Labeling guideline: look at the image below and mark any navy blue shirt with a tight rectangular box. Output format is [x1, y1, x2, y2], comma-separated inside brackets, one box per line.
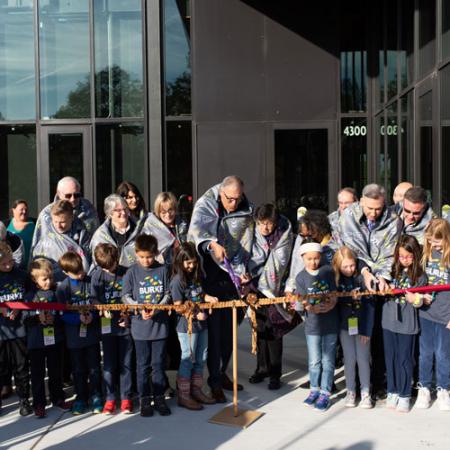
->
[23, 288, 64, 349]
[420, 250, 450, 325]
[295, 265, 339, 336]
[170, 273, 208, 333]
[337, 274, 375, 337]
[90, 266, 129, 337]
[0, 268, 28, 341]
[56, 276, 100, 349]
[122, 263, 170, 341]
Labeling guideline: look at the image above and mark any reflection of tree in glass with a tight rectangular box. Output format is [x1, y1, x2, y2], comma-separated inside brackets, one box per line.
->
[166, 71, 191, 116]
[53, 65, 143, 118]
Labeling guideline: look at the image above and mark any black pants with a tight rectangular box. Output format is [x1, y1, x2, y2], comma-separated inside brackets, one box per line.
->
[370, 299, 386, 393]
[29, 343, 65, 407]
[255, 308, 283, 381]
[70, 344, 102, 402]
[0, 337, 29, 400]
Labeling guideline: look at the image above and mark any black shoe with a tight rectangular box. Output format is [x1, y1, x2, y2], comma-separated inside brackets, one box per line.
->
[373, 389, 387, 401]
[140, 396, 153, 417]
[19, 399, 33, 417]
[222, 373, 243, 391]
[249, 372, 268, 384]
[1, 385, 12, 399]
[268, 379, 281, 390]
[211, 387, 227, 404]
[153, 396, 171, 416]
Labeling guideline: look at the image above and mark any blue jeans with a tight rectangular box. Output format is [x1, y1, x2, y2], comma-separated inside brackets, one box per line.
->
[102, 334, 133, 401]
[134, 339, 167, 397]
[177, 329, 208, 378]
[419, 317, 450, 389]
[305, 333, 337, 394]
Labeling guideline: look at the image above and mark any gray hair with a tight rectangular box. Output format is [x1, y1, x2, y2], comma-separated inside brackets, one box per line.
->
[104, 194, 128, 218]
[362, 183, 385, 200]
[57, 176, 81, 192]
[0, 221, 6, 241]
[220, 175, 244, 190]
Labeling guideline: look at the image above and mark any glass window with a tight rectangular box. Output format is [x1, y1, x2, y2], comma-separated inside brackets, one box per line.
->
[341, 118, 367, 195]
[401, 92, 414, 182]
[0, 1, 35, 120]
[164, 0, 191, 116]
[400, 0, 414, 89]
[165, 120, 192, 198]
[443, 0, 450, 59]
[419, 90, 433, 194]
[95, 123, 145, 212]
[0, 125, 37, 220]
[94, 0, 144, 118]
[386, 102, 399, 199]
[275, 129, 328, 225]
[39, 0, 90, 119]
[375, 114, 386, 188]
[386, 3, 397, 100]
[340, 0, 367, 113]
[419, 0, 436, 77]
[441, 64, 450, 204]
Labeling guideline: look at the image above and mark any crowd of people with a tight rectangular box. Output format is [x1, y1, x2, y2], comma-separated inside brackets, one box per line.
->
[0, 175, 449, 420]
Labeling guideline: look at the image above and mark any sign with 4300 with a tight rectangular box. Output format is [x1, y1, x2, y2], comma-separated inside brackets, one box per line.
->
[343, 124, 405, 137]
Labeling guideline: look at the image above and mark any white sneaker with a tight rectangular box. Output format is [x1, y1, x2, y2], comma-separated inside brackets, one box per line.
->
[344, 391, 356, 408]
[415, 386, 431, 409]
[385, 392, 399, 409]
[436, 387, 450, 411]
[396, 397, 410, 413]
[359, 392, 373, 409]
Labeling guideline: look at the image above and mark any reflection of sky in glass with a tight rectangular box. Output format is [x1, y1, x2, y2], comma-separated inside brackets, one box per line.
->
[164, 0, 190, 84]
[39, 0, 90, 118]
[0, 4, 35, 120]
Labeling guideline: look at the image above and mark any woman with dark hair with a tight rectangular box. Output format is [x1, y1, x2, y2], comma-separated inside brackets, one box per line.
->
[116, 181, 146, 223]
[7, 199, 35, 264]
[247, 203, 294, 389]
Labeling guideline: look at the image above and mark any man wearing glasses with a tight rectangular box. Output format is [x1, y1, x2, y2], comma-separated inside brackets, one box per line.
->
[188, 176, 254, 403]
[400, 186, 436, 245]
[31, 177, 99, 258]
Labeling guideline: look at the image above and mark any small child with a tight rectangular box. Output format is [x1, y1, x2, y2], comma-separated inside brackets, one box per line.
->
[170, 242, 217, 410]
[0, 242, 32, 416]
[416, 219, 450, 411]
[294, 240, 339, 412]
[56, 251, 102, 415]
[382, 235, 426, 412]
[90, 243, 133, 415]
[122, 234, 172, 417]
[332, 247, 375, 409]
[24, 259, 70, 418]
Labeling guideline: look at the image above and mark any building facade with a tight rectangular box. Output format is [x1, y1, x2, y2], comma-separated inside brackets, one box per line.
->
[0, 0, 449, 224]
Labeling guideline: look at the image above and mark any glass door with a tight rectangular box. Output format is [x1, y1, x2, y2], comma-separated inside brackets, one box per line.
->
[39, 126, 93, 208]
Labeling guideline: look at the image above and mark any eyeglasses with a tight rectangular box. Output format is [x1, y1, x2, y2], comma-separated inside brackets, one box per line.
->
[403, 207, 423, 217]
[222, 191, 241, 203]
[112, 208, 127, 214]
[63, 192, 82, 199]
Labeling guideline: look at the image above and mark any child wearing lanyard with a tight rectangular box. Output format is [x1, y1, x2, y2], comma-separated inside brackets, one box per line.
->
[332, 246, 375, 409]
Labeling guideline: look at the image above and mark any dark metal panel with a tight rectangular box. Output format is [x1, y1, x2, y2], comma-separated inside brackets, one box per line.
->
[195, 122, 267, 206]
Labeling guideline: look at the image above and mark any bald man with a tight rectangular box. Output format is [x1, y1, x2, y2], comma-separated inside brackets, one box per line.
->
[393, 182, 413, 205]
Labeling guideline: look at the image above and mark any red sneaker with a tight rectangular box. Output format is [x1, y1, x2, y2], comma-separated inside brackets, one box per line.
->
[102, 400, 116, 415]
[120, 399, 133, 414]
[34, 405, 46, 418]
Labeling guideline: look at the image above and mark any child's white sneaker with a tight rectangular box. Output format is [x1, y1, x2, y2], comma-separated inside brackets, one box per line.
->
[344, 391, 356, 408]
[396, 397, 410, 413]
[415, 386, 431, 409]
[436, 387, 450, 411]
[359, 392, 373, 409]
[385, 392, 399, 409]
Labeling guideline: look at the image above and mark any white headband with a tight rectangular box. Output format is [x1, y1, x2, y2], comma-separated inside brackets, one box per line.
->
[299, 242, 322, 255]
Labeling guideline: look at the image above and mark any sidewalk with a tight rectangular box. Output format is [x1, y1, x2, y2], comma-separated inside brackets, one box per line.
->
[0, 322, 448, 450]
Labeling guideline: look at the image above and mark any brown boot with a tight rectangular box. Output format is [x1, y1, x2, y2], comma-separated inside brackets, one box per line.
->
[191, 374, 216, 405]
[177, 377, 203, 410]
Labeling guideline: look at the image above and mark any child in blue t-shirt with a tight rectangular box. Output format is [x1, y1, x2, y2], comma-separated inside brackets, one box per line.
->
[24, 258, 70, 418]
[122, 234, 171, 417]
[56, 251, 102, 415]
[91, 243, 133, 415]
[294, 240, 339, 412]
